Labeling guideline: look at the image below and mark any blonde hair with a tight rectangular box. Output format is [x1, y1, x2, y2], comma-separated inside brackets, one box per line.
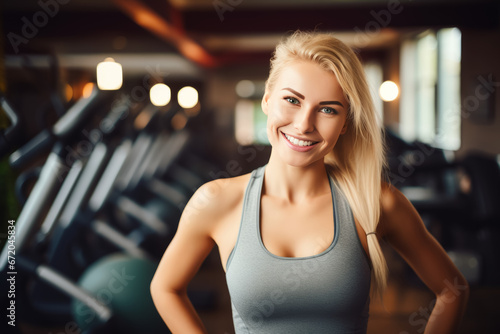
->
[266, 30, 388, 296]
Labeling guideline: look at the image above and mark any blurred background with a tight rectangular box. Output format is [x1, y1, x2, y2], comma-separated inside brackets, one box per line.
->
[1, 0, 500, 333]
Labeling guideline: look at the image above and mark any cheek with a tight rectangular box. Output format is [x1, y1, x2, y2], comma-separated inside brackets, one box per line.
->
[267, 103, 289, 127]
[318, 121, 346, 141]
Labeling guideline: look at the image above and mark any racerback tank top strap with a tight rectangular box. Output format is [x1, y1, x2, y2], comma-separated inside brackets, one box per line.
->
[226, 165, 371, 334]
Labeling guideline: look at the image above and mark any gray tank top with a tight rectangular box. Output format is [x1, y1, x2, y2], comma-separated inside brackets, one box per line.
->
[226, 166, 371, 334]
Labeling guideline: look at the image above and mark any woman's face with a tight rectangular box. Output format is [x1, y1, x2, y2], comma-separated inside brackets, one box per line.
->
[262, 60, 348, 168]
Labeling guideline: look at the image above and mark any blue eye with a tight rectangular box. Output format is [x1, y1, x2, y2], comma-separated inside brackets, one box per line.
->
[285, 97, 299, 105]
[320, 107, 338, 115]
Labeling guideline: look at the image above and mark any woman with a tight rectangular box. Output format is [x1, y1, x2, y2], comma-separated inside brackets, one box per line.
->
[150, 31, 469, 333]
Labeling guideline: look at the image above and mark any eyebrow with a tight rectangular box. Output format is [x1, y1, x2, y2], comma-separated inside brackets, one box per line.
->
[282, 87, 344, 108]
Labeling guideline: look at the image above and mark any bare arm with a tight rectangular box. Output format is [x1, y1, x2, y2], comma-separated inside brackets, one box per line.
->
[379, 183, 469, 334]
[150, 182, 220, 334]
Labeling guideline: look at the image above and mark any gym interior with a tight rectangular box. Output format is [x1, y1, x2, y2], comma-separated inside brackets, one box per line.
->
[1, 0, 500, 333]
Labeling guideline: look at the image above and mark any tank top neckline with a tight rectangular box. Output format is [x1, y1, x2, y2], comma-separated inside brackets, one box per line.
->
[254, 165, 340, 261]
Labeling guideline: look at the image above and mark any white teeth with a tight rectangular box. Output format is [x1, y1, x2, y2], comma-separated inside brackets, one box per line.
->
[284, 133, 314, 147]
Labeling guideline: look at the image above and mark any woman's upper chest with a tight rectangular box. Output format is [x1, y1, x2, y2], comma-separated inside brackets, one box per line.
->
[259, 193, 335, 258]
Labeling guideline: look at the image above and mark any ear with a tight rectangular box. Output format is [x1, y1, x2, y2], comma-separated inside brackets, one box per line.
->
[261, 92, 270, 116]
[340, 120, 348, 135]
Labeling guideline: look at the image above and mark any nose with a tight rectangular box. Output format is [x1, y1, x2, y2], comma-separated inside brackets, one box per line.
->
[294, 107, 315, 134]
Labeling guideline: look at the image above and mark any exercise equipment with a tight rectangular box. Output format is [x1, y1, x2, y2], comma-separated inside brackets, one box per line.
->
[1, 71, 220, 333]
[72, 254, 166, 333]
[0, 97, 23, 158]
[0, 87, 112, 272]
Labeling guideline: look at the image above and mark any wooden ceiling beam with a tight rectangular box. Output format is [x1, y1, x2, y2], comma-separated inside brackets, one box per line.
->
[111, 0, 218, 67]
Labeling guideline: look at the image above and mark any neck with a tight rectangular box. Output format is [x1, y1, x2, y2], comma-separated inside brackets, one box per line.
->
[264, 152, 331, 203]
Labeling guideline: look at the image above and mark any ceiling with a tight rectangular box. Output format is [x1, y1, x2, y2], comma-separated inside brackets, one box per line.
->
[3, 0, 499, 73]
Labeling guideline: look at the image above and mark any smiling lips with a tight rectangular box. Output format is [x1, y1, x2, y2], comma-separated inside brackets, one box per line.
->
[283, 133, 315, 146]
[282, 132, 318, 151]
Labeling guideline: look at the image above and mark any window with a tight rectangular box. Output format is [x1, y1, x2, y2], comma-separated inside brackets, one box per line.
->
[399, 28, 462, 150]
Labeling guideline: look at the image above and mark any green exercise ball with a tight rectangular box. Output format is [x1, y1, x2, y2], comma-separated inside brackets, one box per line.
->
[71, 253, 167, 333]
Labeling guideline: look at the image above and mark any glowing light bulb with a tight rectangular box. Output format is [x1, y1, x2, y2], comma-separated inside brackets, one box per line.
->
[82, 82, 95, 98]
[150, 83, 171, 106]
[379, 81, 399, 102]
[178, 86, 198, 109]
[96, 57, 123, 90]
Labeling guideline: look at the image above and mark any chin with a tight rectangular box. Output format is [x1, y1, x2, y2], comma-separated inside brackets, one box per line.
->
[276, 153, 323, 169]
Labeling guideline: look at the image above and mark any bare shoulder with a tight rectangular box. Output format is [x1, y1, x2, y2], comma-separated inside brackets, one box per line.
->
[377, 182, 426, 240]
[177, 172, 252, 236]
[380, 181, 402, 211]
[378, 180, 420, 240]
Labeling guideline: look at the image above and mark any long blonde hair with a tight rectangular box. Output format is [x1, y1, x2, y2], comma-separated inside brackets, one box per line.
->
[265, 30, 388, 296]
